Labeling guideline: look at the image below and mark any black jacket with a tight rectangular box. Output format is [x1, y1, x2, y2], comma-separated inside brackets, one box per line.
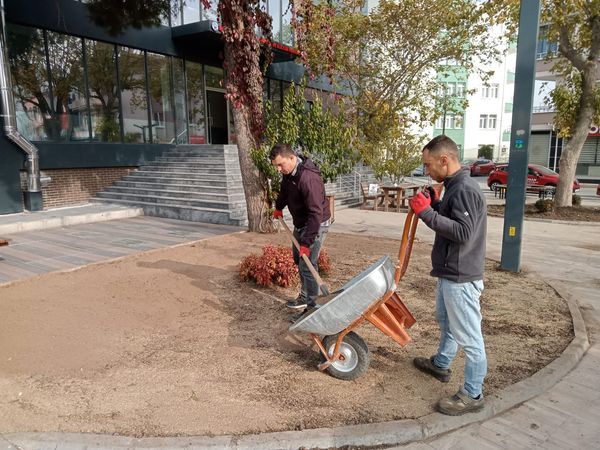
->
[275, 157, 331, 246]
[419, 168, 487, 282]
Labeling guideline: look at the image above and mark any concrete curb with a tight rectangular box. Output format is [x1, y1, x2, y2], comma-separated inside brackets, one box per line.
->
[1, 282, 589, 450]
[0, 206, 143, 235]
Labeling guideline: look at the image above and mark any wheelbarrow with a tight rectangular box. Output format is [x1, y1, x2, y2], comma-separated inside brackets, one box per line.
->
[289, 209, 419, 380]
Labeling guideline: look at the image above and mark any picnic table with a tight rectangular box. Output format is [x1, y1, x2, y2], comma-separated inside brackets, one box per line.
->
[494, 184, 556, 200]
[380, 184, 421, 212]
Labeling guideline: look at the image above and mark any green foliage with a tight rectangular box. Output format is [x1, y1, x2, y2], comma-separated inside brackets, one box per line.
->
[239, 245, 331, 288]
[572, 194, 582, 206]
[478, 145, 494, 160]
[535, 199, 555, 213]
[541, 1, 600, 138]
[253, 83, 358, 202]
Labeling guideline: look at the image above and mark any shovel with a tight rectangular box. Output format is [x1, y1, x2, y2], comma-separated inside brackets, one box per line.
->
[277, 217, 330, 296]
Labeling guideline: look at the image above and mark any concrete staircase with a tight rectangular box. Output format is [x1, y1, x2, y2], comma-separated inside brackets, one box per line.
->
[93, 145, 248, 226]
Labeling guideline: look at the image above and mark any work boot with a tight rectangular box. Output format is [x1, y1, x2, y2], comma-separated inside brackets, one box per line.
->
[438, 389, 485, 416]
[286, 295, 308, 310]
[289, 304, 320, 323]
[413, 356, 451, 382]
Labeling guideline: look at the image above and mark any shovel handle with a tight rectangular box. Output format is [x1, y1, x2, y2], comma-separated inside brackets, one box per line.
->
[278, 217, 330, 296]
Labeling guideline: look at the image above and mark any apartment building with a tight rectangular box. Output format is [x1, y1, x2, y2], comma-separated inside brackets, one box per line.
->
[530, 27, 600, 178]
[433, 30, 516, 163]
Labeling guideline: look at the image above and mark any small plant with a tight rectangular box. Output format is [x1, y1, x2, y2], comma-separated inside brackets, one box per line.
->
[240, 245, 331, 288]
[572, 194, 582, 206]
[535, 199, 555, 213]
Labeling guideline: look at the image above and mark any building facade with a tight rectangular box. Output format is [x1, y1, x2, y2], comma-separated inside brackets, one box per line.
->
[0, 0, 332, 215]
[530, 26, 600, 178]
[432, 31, 517, 163]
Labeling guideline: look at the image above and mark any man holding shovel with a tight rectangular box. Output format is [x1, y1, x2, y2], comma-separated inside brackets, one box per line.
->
[408, 135, 488, 416]
[270, 143, 331, 319]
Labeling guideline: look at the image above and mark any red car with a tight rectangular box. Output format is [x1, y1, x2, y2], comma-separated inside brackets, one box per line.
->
[469, 159, 496, 176]
[487, 164, 581, 192]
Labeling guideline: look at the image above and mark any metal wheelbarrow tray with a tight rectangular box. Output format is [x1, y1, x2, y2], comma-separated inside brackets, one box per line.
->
[288, 210, 419, 380]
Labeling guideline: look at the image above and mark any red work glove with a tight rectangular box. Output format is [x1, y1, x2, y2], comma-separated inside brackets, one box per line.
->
[409, 191, 431, 215]
[299, 245, 311, 258]
[273, 209, 283, 219]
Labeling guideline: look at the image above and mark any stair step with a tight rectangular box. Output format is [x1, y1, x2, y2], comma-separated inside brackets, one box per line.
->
[155, 157, 225, 164]
[115, 180, 228, 193]
[131, 170, 236, 181]
[95, 191, 246, 210]
[140, 164, 227, 173]
[92, 198, 247, 226]
[121, 175, 229, 187]
[104, 186, 244, 202]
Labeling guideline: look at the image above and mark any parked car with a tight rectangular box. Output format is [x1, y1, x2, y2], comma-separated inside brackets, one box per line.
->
[469, 159, 496, 176]
[487, 164, 581, 192]
[597, 184, 600, 196]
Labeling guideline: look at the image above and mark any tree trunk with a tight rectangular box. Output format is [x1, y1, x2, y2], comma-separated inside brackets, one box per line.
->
[224, 49, 269, 232]
[555, 67, 597, 207]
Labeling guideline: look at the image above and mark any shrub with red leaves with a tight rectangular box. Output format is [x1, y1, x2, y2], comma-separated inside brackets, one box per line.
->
[240, 245, 331, 288]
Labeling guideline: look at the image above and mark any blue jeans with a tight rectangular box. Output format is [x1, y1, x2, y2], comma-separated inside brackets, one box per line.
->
[433, 278, 487, 398]
[292, 225, 328, 306]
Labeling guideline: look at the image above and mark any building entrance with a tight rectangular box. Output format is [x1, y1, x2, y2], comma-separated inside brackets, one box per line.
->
[206, 89, 228, 144]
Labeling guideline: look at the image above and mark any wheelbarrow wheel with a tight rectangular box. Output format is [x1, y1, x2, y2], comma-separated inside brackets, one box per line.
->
[322, 332, 370, 381]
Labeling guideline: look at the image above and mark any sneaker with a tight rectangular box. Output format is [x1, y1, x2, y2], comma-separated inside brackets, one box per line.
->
[438, 389, 484, 416]
[286, 295, 308, 310]
[413, 356, 451, 382]
[289, 304, 320, 323]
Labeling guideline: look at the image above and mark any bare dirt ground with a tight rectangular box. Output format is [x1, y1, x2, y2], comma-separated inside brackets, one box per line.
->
[488, 204, 600, 222]
[0, 231, 573, 437]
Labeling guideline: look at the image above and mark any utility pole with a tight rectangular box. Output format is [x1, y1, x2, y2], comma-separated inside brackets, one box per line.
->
[500, 0, 541, 272]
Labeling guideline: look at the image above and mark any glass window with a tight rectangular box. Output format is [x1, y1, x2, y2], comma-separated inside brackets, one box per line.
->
[479, 114, 487, 128]
[117, 46, 149, 143]
[488, 114, 497, 129]
[270, 78, 282, 112]
[86, 40, 121, 142]
[203, 0, 218, 21]
[147, 52, 175, 143]
[172, 57, 187, 144]
[456, 82, 466, 97]
[482, 83, 499, 98]
[45, 31, 89, 141]
[7, 24, 51, 141]
[186, 61, 206, 144]
[269, 0, 282, 43]
[281, 0, 294, 46]
[205, 65, 224, 89]
[171, 0, 182, 26]
[183, 0, 201, 24]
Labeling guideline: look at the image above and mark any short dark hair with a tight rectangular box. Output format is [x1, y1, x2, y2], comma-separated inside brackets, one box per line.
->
[269, 143, 295, 161]
[423, 135, 459, 159]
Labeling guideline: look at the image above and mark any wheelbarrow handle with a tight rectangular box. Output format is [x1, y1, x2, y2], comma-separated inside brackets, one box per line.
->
[277, 217, 330, 296]
[395, 209, 419, 284]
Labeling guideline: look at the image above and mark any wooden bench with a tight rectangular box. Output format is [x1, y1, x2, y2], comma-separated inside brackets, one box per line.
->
[494, 184, 507, 199]
[360, 183, 385, 210]
[528, 185, 556, 199]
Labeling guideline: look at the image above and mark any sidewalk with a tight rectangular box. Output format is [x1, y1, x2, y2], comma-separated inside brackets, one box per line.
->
[0, 205, 599, 449]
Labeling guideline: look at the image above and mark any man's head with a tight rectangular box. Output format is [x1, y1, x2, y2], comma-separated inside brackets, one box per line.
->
[422, 135, 462, 182]
[270, 143, 298, 175]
